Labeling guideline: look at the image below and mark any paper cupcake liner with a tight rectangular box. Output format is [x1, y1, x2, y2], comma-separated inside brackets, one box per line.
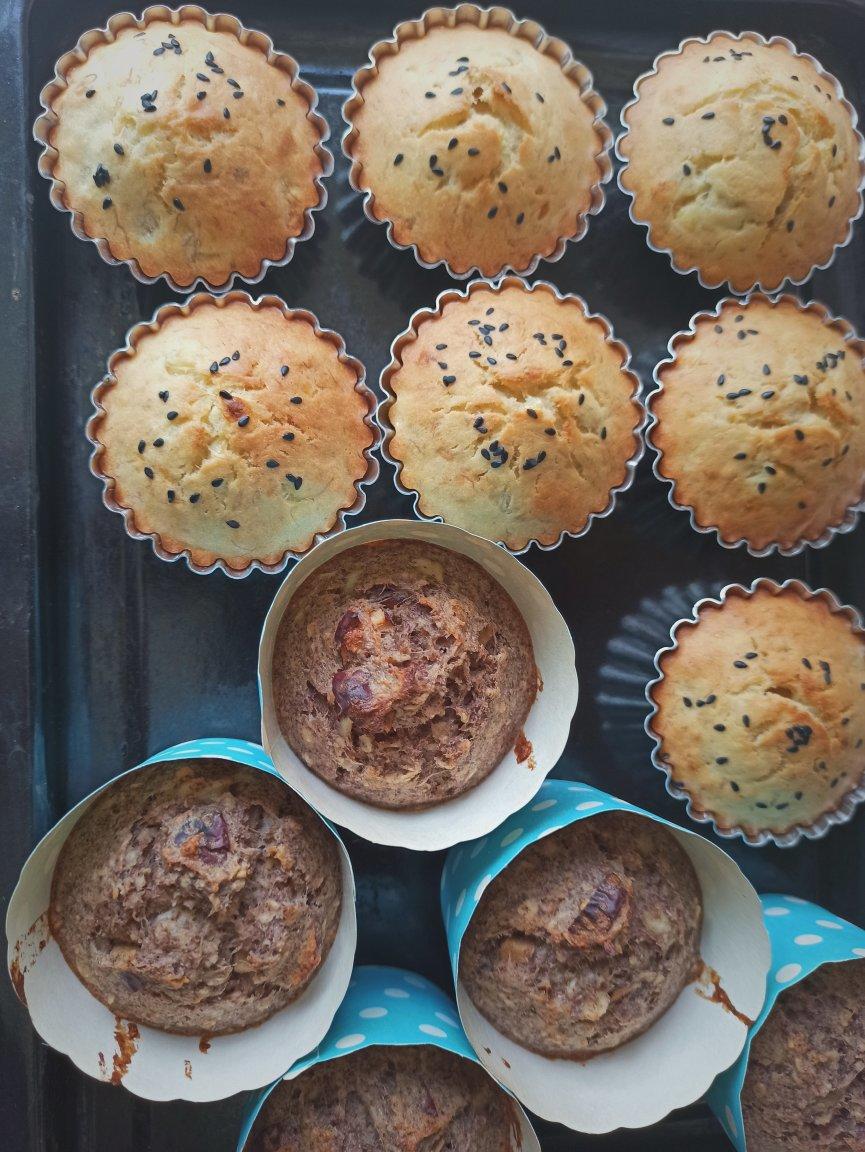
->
[707, 894, 865, 1151]
[33, 5, 334, 295]
[615, 30, 865, 295]
[647, 293, 865, 557]
[646, 578, 865, 849]
[237, 965, 540, 1151]
[86, 291, 381, 579]
[341, 4, 613, 281]
[441, 778, 769, 1133]
[5, 738, 357, 1102]
[258, 518, 578, 850]
[377, 276, 646, 555]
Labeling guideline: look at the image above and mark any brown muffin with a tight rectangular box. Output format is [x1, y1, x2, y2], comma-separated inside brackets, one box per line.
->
[49, 759, 342, 1035]
[90, 295, 375, 574]
[651, 296, 865, 553]
[272, 539, 537, 809]
[345, 19, 608, 277]
[619, 33, 863, 293]
[741, 960, 865, 1151]
[459, 811, 703, 1058]
[383, 281, 643, 550]
[247, 1045, 516, 1152]
[43, 15, 327, 287]
[649, 583, 865, 840]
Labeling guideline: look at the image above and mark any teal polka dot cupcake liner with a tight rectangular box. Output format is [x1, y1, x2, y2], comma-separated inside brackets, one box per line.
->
[440, 778, 769, 1133]
[236, 965, 541, 1150]
[5, 738, 357, 1102]
[707, 893, 865, 1150]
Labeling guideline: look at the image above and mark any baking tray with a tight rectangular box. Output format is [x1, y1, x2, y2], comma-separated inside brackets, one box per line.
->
[2, 0, 865, 1148]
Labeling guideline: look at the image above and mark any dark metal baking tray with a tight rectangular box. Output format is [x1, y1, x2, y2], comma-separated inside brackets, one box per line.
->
[2, 0, 865, 1148]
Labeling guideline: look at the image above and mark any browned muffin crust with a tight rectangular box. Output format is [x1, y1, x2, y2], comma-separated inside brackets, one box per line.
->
[652, 296, 865, 553]
[93, 297, 374, 573]
[50, 760, 342, 1035]
[741, 960, 865, 1152]
[272, 540, 537, 810]
[48, 18, 326, 287]
[347, 22, 606, 277]
[248, 1044, 516, 1152]
[649, 584, 865, 839]
[619, 34, 862, 293]
[460, 811, 703, 1058]
[385, 282, 642, 550]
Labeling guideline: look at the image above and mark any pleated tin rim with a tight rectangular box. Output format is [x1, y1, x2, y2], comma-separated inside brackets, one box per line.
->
[377, 275, 646, 555]
[615, 30, 865, 295]
[647, 292, 865, 557]
[645, 577, 865, 848]
[33, 4, 334, 295]
[86, 290, 381, 578]
[341, 4, 613, 280]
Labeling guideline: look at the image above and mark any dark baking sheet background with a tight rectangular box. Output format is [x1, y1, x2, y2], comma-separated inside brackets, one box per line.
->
[2, 0, 865, 1148]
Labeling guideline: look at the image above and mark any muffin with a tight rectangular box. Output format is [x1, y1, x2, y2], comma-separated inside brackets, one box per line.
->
[344, 14, 610, 277]
[459, 810, 703, 1058]
[247, 1045, 516, 1151]
[49, 759, 342, 1035]
[89, 294, 376, 574]
[648, 582, 865, 841]
[381, 280, 643, 550]
[618, 32, 864, 292]
[39, 12, 329, 288]
[651, 295, 865, 554]
[741, 960, 865, 1151]
[272, 539, 537, 809]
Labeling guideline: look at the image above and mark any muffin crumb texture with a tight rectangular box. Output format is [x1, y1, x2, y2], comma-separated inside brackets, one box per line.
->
[652, 296, 865, 552]
[48, 19, 325, 286]
[95, 298, 373, 572]
[387, 283, 642, 550]
[49, 759, 342, 1034]
[651, 585, 865, 838]
[741, 960, 865, 1152]
[620, 35, 862, 291]
[272, 540, 537, 809]
[460, 810, 703, 1057]
[350, 24, 606, 275]
[249, 1044, 515, 1151]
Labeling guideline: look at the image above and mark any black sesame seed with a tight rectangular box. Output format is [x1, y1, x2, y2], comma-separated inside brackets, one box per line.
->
[498, 182, 508, 194]
[762, 364, 771, 375]
[662, 116, 675, 125]
[716, 756, 729, 765]
[443, 375, 456, 386]
[219, 390, 232, 400]
[223, 108, 230, 119]
[232, 350, 239, 361]
[212, 478, 223, 487]
[85, 88, 95, 98]
[758, 482, 767, 494]
[734, 660, 748, 669]
[277, 98, 285, 107]
[717, 374, 726, 386]
[742, 715, 750, 727]
[516, 212, 525, 225]
[702, 111, 715, 120]
[545, 427, 556, 436]
[137, 440, 145, 454]
[468, 147, 479, 157]
[282, 432, 295, 442]
[159, 390, 168, 402]
[210, 361, 219, 373]
[734, 452, 747, 460]
[714, 723, 726, 732]
[450, 89, 463, 97]
[226, 519, 240, 529]
[93, 164, 110, 188]
[683, 696, 693, 708]
[173, 197, 185, 211]
[526, 409, 537, 419]
[448, 138, 458, 150]
[153, 437, 164, 448]
[219, 356, 230, 366]
[189, 493, 200, 504]
[683, 163, 691, 175]
[829, 195, 836, 207]
[600, 426, 607, 440]
[144, 466, 154, 479]
[167, 411, 178, 421]
[795, 429, 805, 441]
[266, 459, 279, 469]
[203, 158, 212, 173]
[535, 92, 545, 103]
[786, 220, 795, 232]
[715, 325, 723, 334]
[762, 390, 775, 399]
[238, 415, 250, 427]
[425, 91, 435, 99]
[730, 781, 740, 792]
[197, 91, 207, 100]
[102, 197, 112, 209]
[487, 206, 498, 219]
[113, 143, 124, 156]
[290, 396, 303, 405]
[167, 490, 175, 503]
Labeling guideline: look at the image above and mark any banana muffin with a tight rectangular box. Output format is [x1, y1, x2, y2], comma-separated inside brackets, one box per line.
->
[345, 19, 608, 276]
[272, 539, 537, 809]
[247, 1045, 516, 1151]
[383, 281, 642, 550]
[649, 583, 865, 840]
[50, 759, 342, 1034]
[459, 810, 703, 1058]
[43, 15, 327, 287]
[741, 960, 865, 1151]
[651, 295, 865, 553]
[90, 295, 374, 574]
[619, 33, 863, 292]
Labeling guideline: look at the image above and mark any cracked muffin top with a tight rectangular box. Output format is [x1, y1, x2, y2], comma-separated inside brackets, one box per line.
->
[383, 281, 643, 550]
[49, 759, 342, 1035]
[741, 960, 865, 1152]
[459, 810, 703, 1058]
[272, 539, 537, 809]
[46, 17, 327, 287]
[346, 22, 608, 276]
[651, 295, 865, 553]
[247, 1044, 517, 1152]
[91, 296, 374, 573]
[619, 33, 863, 292]
[649, 583, 865, 840]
